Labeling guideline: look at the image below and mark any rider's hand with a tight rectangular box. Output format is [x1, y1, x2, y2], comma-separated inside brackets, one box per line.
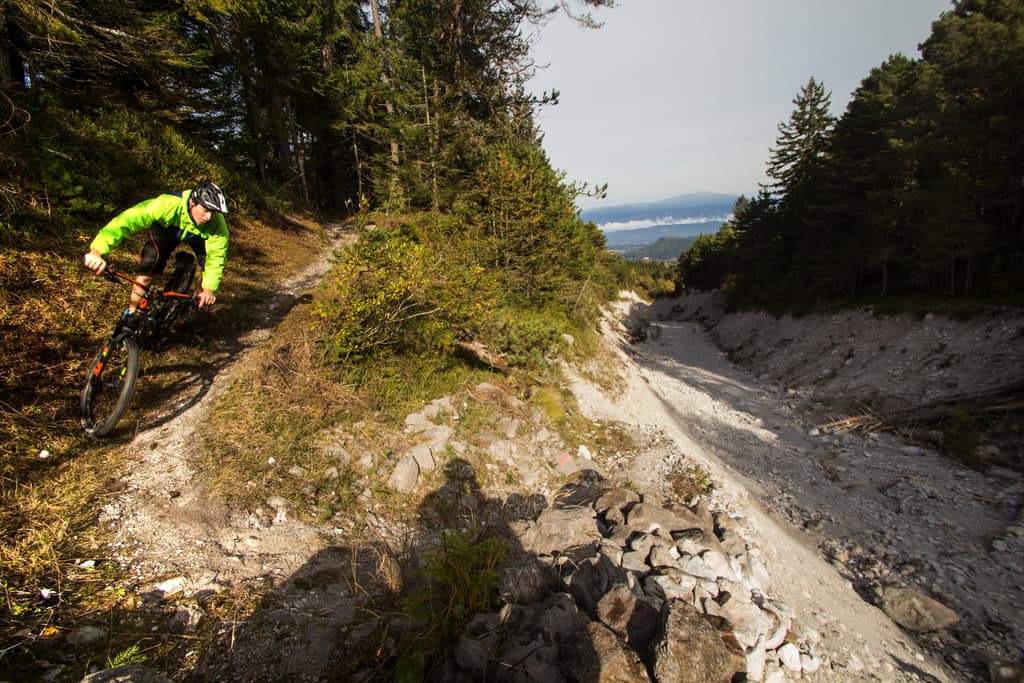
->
[83, 250, 107, 275]
[197, 289, 216, 308]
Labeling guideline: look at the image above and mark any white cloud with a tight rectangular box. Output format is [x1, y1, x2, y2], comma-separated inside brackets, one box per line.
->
[597, 215, 731, 232]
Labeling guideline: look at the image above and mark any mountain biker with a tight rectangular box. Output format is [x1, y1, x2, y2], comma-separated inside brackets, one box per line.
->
[82, 181, 230, 326]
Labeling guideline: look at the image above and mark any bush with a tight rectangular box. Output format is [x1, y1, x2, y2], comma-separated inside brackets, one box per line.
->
[315, 218, 495, 364]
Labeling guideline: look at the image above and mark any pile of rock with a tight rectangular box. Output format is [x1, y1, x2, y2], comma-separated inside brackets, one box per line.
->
[436, 478, 825, 682]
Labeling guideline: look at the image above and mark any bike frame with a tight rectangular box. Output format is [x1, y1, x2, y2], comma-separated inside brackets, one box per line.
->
[100, 267, 194, 342]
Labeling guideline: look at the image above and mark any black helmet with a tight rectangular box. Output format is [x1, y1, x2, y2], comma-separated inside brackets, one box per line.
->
[191, 180, 229, 214]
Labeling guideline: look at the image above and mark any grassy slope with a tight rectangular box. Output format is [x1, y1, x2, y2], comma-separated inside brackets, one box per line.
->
[0, 208, 328, 677]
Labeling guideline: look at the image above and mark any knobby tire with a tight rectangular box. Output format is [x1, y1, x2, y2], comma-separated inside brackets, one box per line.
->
[80, 334, 140, 437]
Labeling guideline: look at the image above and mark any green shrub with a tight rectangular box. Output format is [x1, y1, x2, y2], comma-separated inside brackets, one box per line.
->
[315, 221, 494, 364]
[482, 305, 565, 370]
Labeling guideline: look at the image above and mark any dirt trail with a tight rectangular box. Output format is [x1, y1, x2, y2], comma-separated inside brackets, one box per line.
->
[565, 298, 956, 682]
[622, 293, 1024, 682]
[100, 224, 355, 600]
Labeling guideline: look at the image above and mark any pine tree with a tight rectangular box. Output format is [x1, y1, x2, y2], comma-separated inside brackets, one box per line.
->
[763, 77, 835, 205]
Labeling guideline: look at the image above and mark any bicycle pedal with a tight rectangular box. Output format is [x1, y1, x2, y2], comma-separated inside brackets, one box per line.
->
[120, 310, 142, 331]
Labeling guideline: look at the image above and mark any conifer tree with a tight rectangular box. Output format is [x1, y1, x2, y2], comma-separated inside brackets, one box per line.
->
[764, 77, 835, 205]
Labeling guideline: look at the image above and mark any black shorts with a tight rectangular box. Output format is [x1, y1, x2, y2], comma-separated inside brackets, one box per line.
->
[136, 223, 207, 277]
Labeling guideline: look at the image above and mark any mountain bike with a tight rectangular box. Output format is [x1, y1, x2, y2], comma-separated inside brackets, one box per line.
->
[80, 252, 198, 437]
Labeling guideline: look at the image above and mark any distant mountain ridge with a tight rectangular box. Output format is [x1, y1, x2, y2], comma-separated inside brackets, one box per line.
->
[582, 193, 737, 256]
[583, 192, 736, 227]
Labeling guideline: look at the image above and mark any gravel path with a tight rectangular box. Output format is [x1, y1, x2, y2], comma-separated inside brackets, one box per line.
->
[599, 293, 1024, 682]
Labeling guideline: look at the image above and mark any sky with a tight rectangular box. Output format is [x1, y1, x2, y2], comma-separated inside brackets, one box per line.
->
[526, 0, 953, 209]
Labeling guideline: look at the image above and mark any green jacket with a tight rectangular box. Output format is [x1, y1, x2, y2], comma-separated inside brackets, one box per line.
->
[90, 192, 229, 291]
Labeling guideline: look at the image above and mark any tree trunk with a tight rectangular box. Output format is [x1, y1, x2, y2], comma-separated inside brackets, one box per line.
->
[286, 97, 310, 204]
[422, 66, 439, 210]
[369, 0, 399, 165]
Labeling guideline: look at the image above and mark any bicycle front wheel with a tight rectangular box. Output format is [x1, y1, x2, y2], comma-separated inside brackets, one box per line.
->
[80, 334, 140, 437]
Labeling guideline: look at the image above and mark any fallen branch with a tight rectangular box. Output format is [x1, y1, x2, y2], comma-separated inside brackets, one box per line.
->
[456, 339, 509, 372]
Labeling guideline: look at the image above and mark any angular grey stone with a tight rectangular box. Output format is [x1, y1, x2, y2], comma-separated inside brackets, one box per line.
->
[649, 600, 744, 683]
[594, 488, 641, 515]
[777, 642, 802, 672]
[387, 454, 419, 493]
[559, 621, 652, 682]
[649, 543, 679, 568]
[596, 583, 661, 651]
[646, 573, 693, 601]
[676, 554, 719, 581]
[629, 532, 658, 556]
[622, 549, 650, 573]
[746, 636, 767, 683]
[627, 502, 705, 536]
[538, 593, 589, 643]
[520, 507, 601, 555]
[604, 505, 626, 527]
[699, 550, 736, 581]
[564, 553, 625, 614]
[498, 557, 554, 604]
[408, 443, 436, 473]
[716, 598, 772, 650]
[880, 586, 959, 633]
[453, 636, 488, 677]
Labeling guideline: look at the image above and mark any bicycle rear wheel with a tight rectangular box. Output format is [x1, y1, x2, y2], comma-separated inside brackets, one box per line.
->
[80, 334, 140, 437]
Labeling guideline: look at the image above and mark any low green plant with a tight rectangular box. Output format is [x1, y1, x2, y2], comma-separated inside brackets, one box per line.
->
[397, 530, 506, 675]
[107, 643, 147, 668]
[668, 465, 714, 502]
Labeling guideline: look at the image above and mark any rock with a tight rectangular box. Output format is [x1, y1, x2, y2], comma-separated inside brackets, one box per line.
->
[880, 586, 959, 633]
[800, 652, 821, 674]
[676, 554, 719, 581]
[595, 488, 642, 515]
[397, 421, 832, 683]
[404, 412, 434, 432]
[387, 454, 419, 493]
[565, 552, 625, 613]
[520, 506, 601, 555]
[645, 571, 696, 601]
[746, 636, 767, 682]
[777, 642, 802, 672]
[627, 502, 706, 536]
[562, 621, 652, 682]
[453, 636, 488, 677]
[538, 593, 590, 643]
[66, 625, 106, 646]
[498, 556, 554, 604]
[596, 583, 660, 651]
[649, 600, 744, 683]
[408, 443, 436, 473]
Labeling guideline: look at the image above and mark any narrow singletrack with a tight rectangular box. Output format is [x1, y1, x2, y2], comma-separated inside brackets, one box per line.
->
[100, 222, 356, 597]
